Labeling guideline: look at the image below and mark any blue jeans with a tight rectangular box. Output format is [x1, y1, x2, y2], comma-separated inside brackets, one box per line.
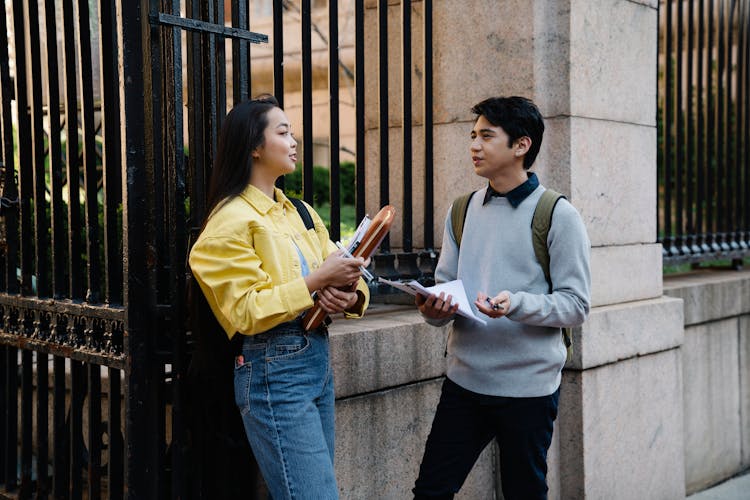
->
[413, 378, 560, 500]
[234, 320, 337, 500]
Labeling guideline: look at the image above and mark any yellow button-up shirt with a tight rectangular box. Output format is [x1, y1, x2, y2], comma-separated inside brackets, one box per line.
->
[189, 184, 369, 338]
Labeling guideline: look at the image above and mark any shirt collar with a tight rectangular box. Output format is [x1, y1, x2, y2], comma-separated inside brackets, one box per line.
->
[482, 172, 539, 208]
[240, 184, 294, 214]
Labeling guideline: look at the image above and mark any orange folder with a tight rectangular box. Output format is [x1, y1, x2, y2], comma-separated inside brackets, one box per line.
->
[302, 205, 396, 331]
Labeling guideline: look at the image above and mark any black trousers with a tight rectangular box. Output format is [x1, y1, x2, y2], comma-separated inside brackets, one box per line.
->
[413, 378, 560, 500]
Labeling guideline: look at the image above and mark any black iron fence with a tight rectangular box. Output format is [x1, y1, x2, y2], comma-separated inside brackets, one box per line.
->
[658, 0, 750, 266]
[0, 0, 434, 498]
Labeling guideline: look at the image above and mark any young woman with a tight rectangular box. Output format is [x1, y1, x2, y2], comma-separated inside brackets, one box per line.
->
[189, 95, 369, 499]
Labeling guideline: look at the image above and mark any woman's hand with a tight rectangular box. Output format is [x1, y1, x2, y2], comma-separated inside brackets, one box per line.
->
[316, 285, 359, 314]
[305, 251, 366, 293]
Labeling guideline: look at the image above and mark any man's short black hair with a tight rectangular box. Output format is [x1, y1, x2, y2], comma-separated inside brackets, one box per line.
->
[471, 96, 544, 169]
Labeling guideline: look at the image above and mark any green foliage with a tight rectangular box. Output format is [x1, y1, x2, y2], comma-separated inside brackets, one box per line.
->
[284, 162, 356, 205]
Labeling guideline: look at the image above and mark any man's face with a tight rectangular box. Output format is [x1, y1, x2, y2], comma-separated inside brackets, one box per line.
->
[469, 115, 516, 179]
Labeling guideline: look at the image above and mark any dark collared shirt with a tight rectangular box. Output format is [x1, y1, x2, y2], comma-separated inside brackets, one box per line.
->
[482, 172, 539, 208]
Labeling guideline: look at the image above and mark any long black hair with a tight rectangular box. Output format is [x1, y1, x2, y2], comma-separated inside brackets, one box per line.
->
[186, 96, 281, 494]
[204, 95, 280, 218]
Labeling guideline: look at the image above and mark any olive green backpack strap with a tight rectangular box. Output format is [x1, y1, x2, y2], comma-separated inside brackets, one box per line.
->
[531, 189, 574, 360]
[450, 191, 476, 248]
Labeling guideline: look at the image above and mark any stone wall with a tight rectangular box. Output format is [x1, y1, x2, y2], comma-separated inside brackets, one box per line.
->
[328, 268, 750, 499]
[664, 269, 750, 495]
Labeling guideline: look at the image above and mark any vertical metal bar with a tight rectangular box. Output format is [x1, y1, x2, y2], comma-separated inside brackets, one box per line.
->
[108, 368, 123, 500]
[302, 0, 314, 204]
[88, 364, 102, 498]
[187, 0, 207, 228]
[99, 0, 124, 305]
[44, 0, 68, 299]
[206, 1, 219, 160]
[232, 0, 249, 103]
[687, 0, 698, 254]
[402, 0, 412, 253]
[215, 0, 226, 121]
[27, 0, 51, 298]
[166, 2, 188, 496]
[119, 0, 157, 497]
[62, 0, 84, 298]
[697, 0, 708, 253]
[4, 347, 18, 490]
[329, 0, 341, 241]
[745, 1, 750, 247]
[355, 0, 365, 223]
[53, 356, 68, 498]
[12, 0, 34, 296]
[735, 0, 746, 250]
[663, 0, 675, 255]
[379, 0, 390, 249]
[0, 0, 19, 296]
[717, 0, 727, 249]
[36, 353, 49, 498]
[74, 0, 103, 302]
[69, 360, 84, 498]
[0, 346, 6, 485]
[707, 0, 719, 251]
[422, 0, 433, 251]
[676, 0, 686, 255]
[725, 0, 737, 250]
[273, 0, 285, 107]
[20, 350, 32, 497]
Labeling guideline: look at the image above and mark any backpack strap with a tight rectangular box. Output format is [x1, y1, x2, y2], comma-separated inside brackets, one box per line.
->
[530, 188, 573, 356]
[450, 191, 476, 248]
[289, 197, 315, 231]
[531, 189, 565, 293]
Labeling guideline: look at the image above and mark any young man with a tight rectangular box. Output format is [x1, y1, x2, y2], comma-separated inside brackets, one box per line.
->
[412, 96, 591, 500]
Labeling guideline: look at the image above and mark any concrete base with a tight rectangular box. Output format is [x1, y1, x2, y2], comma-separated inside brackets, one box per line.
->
[559, 349, 686, 500]
[335, 378, 494, 499]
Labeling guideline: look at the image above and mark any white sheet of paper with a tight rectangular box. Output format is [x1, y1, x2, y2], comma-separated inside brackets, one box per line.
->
[378, 278, 487, 326]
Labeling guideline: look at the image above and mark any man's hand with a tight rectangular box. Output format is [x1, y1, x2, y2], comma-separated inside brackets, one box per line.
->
[474, 291, 511, 318]
[416, 291, 459, 320]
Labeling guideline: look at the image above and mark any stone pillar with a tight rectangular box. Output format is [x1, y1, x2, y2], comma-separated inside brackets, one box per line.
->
[362, 0, 686, 498]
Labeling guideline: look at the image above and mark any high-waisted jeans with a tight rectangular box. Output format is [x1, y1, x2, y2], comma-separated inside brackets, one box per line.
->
[234, 320, 337, 500]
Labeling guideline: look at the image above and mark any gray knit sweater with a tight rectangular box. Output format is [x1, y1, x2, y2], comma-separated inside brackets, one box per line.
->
[428, 183, 591, 397]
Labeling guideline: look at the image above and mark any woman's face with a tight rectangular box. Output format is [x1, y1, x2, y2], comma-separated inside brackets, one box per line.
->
[253, 107, 298, 177]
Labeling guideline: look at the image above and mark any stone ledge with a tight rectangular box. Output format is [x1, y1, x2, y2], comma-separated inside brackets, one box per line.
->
[329, 305, 448, 399]
[664, 269, 750, 326]
[570, 296, 684, 370]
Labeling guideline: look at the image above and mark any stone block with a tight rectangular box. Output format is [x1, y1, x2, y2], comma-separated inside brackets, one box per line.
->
[568, 117, 656, 247]
[569, 0, 657, 126]
[559, 350, 685, 500]
[590, 244, 663, 307]
[363, 0, 427, 130]
[330, 309, 447, 398]
[568, 296, 684, 370]
[335, 378, 495, 499]
[531, 1, 571, 118]
[683, 319, 742, 494]
[663, 269, 750, 326]
[740, 315, 750, 469]
[430, 0, 536, 126]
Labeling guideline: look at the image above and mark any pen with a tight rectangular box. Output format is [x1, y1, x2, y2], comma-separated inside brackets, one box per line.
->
[335, 241, 375, 282]
[486, 297, 505, 311]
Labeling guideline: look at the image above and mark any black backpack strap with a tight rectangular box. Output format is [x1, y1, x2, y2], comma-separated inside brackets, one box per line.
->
[289, 197, 315, 231]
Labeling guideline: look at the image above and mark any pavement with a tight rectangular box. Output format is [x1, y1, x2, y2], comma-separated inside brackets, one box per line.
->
[687, 471, 750, 500]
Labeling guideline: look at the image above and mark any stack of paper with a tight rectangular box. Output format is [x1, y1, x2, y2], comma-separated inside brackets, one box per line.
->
[378, 277, 487, 326]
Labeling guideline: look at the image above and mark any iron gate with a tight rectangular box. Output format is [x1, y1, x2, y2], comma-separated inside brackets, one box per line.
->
[0, 0, 436, 498]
